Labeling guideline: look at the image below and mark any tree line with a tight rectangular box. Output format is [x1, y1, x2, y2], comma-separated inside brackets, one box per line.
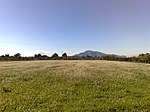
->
[0, 53, 67, 61]
[0, 52, 150, 63]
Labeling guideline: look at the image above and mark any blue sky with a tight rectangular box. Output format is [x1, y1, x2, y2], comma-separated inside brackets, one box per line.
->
[0, 0, 150, 56]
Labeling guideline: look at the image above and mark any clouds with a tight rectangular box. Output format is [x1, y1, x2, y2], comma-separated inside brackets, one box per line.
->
[0, 47, 33, 56]
[0, 47, 66, 57]
[0, 47, 52, 57]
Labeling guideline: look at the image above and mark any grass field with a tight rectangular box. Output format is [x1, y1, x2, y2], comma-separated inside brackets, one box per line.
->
[0, 60, 150, 111]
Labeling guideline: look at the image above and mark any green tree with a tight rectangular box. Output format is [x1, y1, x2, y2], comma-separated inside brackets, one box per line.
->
[62, 53, 67, 59]
[5, 54, 9, 57]
[14, 53, 21, 58]
[34, 54, 42, 58]
[51, 53, 59, 59]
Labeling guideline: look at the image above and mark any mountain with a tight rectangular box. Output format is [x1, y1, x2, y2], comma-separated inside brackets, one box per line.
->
[74, 50, 107, 57]
[74, 50, 126, 58]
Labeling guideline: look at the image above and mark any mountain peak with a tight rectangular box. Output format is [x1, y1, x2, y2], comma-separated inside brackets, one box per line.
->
[74, 50, 106, 57]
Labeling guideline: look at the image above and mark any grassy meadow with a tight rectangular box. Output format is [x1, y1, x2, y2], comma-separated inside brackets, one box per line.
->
[0, 60, 150, 111]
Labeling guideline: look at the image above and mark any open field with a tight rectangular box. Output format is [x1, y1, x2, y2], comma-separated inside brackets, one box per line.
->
[0, 60, 150, 111]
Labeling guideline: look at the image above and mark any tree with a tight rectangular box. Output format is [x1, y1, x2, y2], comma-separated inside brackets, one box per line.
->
[42, 55, 48, 58]
[14, 53, 21, 58]
[51, 53, 59, 59]
[34, 54, 38, 58]
[37, 53, 42, 57]
[34, 54, 42, 58]
[5, 54, 9, 57]
[62, 53, 67, 59]
[1, 55, 5, 58]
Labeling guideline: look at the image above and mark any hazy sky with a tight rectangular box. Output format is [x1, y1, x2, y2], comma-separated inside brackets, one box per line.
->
[0, 0, 150, 56]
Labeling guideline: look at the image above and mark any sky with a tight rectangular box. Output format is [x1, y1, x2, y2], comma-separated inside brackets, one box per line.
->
[0, 0, 150, 56]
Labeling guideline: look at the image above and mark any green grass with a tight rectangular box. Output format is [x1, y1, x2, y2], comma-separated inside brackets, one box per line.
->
[0, 60, 150, 111]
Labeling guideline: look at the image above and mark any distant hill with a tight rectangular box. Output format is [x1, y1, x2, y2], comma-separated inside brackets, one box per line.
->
[74, 50, 107, 57]
[74, 50, 126, 58]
